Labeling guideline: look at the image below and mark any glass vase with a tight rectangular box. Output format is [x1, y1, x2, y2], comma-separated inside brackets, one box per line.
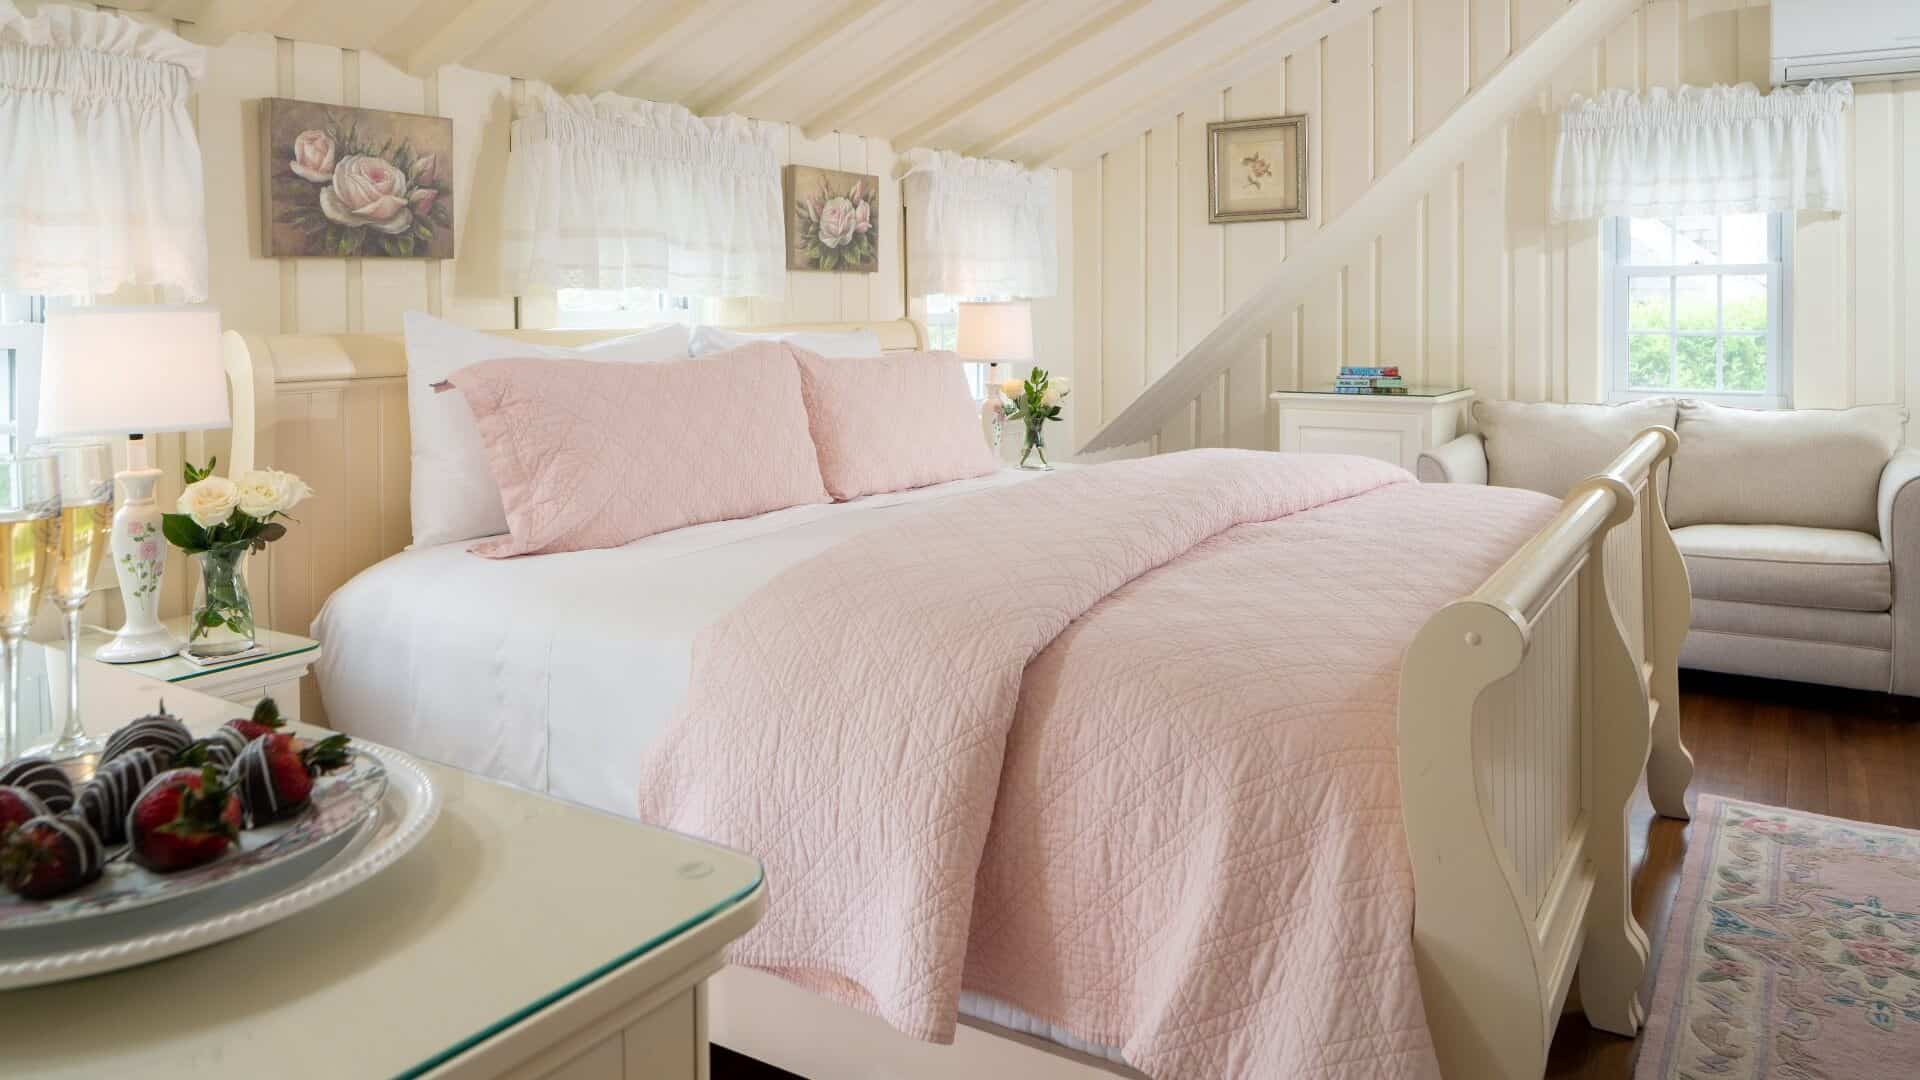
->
[188, 544, 256, 658]
[1019, 415, 1051, 471]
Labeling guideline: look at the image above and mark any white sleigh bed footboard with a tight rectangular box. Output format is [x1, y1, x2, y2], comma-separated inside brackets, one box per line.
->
[1398, 426, 1692, 1080]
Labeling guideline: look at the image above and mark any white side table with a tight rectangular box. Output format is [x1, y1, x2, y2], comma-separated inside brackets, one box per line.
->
[1270, 385, 1474, 470]
[78, 616, 319, 722]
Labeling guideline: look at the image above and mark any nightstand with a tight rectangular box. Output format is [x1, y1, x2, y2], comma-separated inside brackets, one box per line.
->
[78, 616, 320, 722]
[1270, 385, 1474, 470]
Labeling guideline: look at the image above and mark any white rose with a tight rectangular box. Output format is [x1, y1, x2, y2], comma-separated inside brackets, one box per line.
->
[816, 196, 856, 249]
[290, 129, 336, 183]
[999, 377, 1026, 400]
[320, 155, 413, 235]
[178, 477, 241, 530]
[236, 469, 313, 519]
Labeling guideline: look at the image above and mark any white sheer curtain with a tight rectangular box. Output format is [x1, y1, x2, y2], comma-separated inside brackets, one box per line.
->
[901, 149, 1057, 299]
[0, 2, 207, 299]
[1551, 82, 1851, 222]
[503, 89, 785, 299]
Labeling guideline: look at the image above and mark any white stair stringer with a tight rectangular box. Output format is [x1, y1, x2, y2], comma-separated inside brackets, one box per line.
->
[1079, 0, 1634, 455]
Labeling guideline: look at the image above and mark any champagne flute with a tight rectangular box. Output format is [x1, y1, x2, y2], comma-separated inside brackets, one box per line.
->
[0, 453, 59, 761]
[31, 443, 112, 762]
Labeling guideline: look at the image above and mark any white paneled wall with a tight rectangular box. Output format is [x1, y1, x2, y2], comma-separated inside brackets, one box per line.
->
[1071, 0, 1920, 454]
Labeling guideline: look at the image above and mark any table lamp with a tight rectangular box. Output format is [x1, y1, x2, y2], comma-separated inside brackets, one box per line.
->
[957, 301, 1034, 454]
[38, 306, 230, 663]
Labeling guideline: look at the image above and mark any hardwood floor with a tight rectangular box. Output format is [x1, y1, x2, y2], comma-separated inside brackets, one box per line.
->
[1545, 670, 1920, 1078]
[715, 670, 1920, 1079]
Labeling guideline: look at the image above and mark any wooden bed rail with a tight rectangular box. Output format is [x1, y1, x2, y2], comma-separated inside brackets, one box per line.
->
[1398, 426, 1691, 1080]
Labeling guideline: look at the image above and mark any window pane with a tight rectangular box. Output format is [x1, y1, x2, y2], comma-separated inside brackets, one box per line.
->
[1628, 334, 1672, 389]
[1676, 336, 1718, 390]
[1672, 215, 1720, 265]
[1723, 335, 1767, 391]
[1628, 277, 1671, 330]
[1628, 218, 1673, 264]
[1721, 213, 1770, 264]
[1723, 275, 1768, 332]
[1674, 276, 1718, 331]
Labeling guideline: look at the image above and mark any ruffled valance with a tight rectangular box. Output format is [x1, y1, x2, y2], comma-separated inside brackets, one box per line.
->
[503, 88, 786, 299]
[900, 149, 1056, 299]
[1550, 82, 1851, 222]
[0, 0, 207, 298]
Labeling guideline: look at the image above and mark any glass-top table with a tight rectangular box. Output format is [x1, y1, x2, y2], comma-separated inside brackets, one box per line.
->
[0, 639, 767, 1079]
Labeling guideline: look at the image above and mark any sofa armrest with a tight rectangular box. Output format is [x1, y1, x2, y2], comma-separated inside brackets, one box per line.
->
[1416, 433, 1488, 484]
[1879, 449, 1920, 694]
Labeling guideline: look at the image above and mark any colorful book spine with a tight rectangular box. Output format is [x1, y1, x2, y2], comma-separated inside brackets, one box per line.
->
[1338, 366, 1400, 378]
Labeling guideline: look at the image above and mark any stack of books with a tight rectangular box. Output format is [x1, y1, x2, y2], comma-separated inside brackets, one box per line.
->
[1335, 365, 1407, 394]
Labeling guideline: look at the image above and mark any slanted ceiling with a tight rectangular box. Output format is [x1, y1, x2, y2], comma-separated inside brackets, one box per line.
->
[126, 0, 1346, 165]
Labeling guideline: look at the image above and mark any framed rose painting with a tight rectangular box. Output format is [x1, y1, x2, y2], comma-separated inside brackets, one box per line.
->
[262, 98, 454, 259]
[1207, 114, 1308, 224]
[784, 165, 878, 273]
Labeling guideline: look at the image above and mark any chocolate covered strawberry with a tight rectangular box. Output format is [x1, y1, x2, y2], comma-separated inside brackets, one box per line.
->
[1, 814, 103, 899]
[225, 698, 286, 744]
[0, 756, 74, 813]
[0, 785, 50, 837]
[231, 732, 350, 825]
[127, 767, 243, 873]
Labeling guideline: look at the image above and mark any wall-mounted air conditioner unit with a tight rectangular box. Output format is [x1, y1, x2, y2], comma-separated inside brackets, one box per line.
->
[1772, 0, 1920, 85]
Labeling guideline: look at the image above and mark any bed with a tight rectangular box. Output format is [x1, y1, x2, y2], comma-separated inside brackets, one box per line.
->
[223, 319, 1695, 1079]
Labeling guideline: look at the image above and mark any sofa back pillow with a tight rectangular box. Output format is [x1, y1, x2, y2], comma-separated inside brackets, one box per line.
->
[404, 312, 691, 548]
[1666, 401, 1907, 533]
[793, 347, 998, 500]
[1472, 398, 1678, 497]
[689, 325, 882, 359]
[446, 341, 829, 558]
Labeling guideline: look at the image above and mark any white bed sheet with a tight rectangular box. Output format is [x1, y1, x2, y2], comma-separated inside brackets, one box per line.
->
[313, 469, 1043, 817]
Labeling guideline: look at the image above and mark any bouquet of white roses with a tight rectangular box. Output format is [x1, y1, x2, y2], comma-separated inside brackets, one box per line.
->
[164, 460, 313, 645]
[999, 368, 1070, 470]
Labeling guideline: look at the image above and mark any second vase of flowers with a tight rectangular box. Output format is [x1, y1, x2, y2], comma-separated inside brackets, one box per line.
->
[1000, 368, 1070, 471]
[164, 460, 313, 658]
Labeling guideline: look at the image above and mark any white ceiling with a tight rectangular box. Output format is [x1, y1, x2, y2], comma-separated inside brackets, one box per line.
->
[128, 0, 1337, 165]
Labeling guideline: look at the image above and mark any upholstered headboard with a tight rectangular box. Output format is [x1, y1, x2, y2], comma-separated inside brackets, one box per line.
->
[221, 318, 928, 668]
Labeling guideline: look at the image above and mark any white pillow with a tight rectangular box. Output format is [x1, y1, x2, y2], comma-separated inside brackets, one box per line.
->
[402, 312, 691, 547]
[688, 325, 882, 359]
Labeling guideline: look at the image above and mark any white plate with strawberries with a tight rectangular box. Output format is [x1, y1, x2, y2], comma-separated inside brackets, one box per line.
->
[0, 701, 440, 989]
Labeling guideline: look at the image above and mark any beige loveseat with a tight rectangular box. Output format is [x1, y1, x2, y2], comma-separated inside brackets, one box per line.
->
[1418, 399, 1920, 695]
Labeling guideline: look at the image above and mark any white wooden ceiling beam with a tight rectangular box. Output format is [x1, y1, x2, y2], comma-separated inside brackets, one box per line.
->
[887, 0, 1156, 151]
[965, 0, 1266, 160]
[186, 0, 300, 43]
[690, 0, 902, 117]
[402, 0, 546, 75]
[564, 0, 711, 95]
[1036, 1, 1359, 167]
[797, 0, 1041, 140]
[1080, 0, 1636, 454]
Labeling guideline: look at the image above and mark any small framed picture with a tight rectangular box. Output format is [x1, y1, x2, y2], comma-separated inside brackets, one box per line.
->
[1207, 114, 1309, 224]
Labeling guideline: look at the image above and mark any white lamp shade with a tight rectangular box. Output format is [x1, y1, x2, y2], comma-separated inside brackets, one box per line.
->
[37, 305, 230, 439]
[955, 301, 1033, 362]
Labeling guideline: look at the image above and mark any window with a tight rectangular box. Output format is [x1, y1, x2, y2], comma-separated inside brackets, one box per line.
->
[554, 288, 712, 329]
[0, 293, 45, 453]
[1609, 212, 1789, 406]
[923, 293, 1005, 399]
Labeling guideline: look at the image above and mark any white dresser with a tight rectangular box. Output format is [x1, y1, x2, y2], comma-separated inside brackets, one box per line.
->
[1269, 385, 1473, 470]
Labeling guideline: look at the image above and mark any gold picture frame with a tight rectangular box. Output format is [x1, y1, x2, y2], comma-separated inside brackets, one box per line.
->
[1207, 114, 1309, 224]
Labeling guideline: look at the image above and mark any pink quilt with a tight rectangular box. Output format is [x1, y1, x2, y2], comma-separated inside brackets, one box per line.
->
[635, 450, 1559, 1078]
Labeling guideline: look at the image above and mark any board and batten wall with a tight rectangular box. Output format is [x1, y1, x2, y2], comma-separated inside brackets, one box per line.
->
[1070, 0, 1920, 456]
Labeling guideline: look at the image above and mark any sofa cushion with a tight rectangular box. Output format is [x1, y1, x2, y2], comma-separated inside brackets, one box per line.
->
[1673, 523, 1891, 612]
[1471, 398, 1677, 497]
[1666, 401, 1906, 534]
[1690, 597, 1891, 649]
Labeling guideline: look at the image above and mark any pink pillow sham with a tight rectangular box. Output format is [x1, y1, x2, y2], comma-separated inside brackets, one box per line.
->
[793, 347, 999, 501]
[447, 341, 830, 557]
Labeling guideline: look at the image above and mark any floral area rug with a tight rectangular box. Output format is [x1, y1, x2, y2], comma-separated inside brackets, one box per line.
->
[1637, 794, 1920, 1080]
